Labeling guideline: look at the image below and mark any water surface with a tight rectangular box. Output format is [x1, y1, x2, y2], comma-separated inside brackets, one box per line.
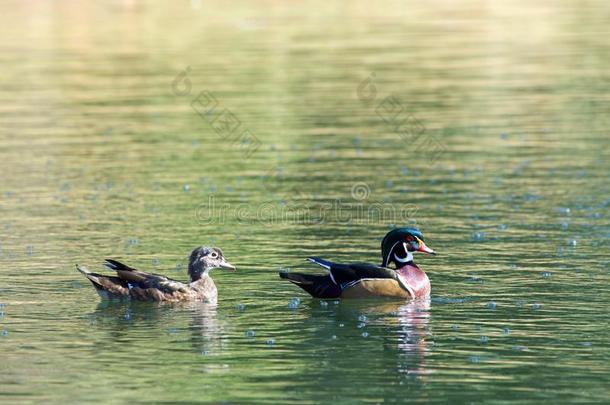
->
[1, 1, 609, 403]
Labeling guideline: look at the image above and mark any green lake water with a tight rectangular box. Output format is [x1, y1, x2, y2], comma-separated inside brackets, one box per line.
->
[1, 1, 609, 403]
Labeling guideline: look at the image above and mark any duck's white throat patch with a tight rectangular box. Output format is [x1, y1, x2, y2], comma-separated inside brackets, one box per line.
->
[385, 241, 413, 266]
[394, 242, 413, 263]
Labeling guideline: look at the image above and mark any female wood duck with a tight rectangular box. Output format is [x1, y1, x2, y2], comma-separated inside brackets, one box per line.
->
[77, 247, 235, 303]
[279, 227, 436, 299]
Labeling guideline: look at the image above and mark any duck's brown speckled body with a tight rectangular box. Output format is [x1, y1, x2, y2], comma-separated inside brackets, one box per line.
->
[77, 247, 234, 304]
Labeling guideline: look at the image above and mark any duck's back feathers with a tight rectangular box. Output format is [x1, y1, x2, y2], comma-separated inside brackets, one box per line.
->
[307, 258, 403, 286]
[104, 259, 189, 293]
[282, 259, 412, 299]
[77, 261, 197, 302]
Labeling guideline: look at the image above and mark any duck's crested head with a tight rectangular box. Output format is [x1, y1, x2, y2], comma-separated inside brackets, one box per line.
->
[381, 227, 436, 268]
[188, 246, 236, 281]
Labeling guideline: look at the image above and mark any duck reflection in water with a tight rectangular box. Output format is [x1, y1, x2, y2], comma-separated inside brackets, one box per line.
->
[186, 302, 227, 356]
[87, 301, 226, 356]
[371, 299, 431, 377]
[287, 298, 431, 384]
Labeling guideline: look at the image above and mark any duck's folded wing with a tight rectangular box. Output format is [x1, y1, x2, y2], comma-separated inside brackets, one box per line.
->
[329, 263, 400, 285]
[104, 259, 189, 292]
[307, 257, 402, 286]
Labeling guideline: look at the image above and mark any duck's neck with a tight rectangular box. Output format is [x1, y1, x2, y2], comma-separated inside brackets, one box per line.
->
[396, 261, 420, 271]
[189, 268, 210, 282]
[190, 273, 213, 287]
[393, 250, 414, 267]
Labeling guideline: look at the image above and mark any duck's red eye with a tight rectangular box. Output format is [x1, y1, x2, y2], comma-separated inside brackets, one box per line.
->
[405, 235, 415, 242]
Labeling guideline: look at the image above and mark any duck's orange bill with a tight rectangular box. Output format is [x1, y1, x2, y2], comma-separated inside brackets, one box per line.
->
[415, 237, 436, 255]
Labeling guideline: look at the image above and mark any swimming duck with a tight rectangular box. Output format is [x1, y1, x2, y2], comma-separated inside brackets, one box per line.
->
[279, 227, 435, 299]
[76, 247, 235, 303]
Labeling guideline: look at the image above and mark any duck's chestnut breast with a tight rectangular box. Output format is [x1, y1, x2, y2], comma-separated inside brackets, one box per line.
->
[396, 263, 430, 298]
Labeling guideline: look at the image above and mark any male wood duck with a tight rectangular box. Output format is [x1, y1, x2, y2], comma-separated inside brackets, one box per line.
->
[279, 227, 435, 299]
[76, 247, 235, 303]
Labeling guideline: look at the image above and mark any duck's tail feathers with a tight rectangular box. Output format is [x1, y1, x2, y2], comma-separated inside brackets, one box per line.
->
[76, 264, 129, 298]
[76, 264, 105, 290]
[104, 259, 134, 272]
[280, 271, 317, 284]
[306, 257, 333, 270]
[279, 271, 341, 299]
[76, 264, 91, 276]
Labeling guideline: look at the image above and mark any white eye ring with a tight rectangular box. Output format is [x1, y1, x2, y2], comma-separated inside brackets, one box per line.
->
[210, 252, 218, 258]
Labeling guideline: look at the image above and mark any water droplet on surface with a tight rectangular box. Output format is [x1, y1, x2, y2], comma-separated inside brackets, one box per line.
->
[479, 336, 489, 344]
[486, 301, 497, 310]
[357, 323, 366, 329]
[361, 332, 369, 338]
[331, 335, 337, 340]
[569, 239, 577, 247]
[469, 356, 481, 363]
[288, 300, 299, 309]
[1, 330, 8, 337]
[452, 324, 459, 331]
[358, 315, 368, 322]
[245, 330, 256, 338]
[466, 276, 483, 284]
[558, 207, 571, 215]
[472, 232, 486, 242]
[532, 303, 542, 310]
[236, 304, 246, 312]
[201, 350, 210, 356]
[339, 323, 345, 328]
[266, 339, 276, 346]
[503, 327, 512, 334]
[542, 272, 552, 278]
[183, 184, 191, 192]
[320, 301, 328, 307]
[561, 222, 569, 230]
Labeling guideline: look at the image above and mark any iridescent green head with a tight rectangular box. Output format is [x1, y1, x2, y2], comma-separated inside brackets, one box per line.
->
[381, 227, 436, 268]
